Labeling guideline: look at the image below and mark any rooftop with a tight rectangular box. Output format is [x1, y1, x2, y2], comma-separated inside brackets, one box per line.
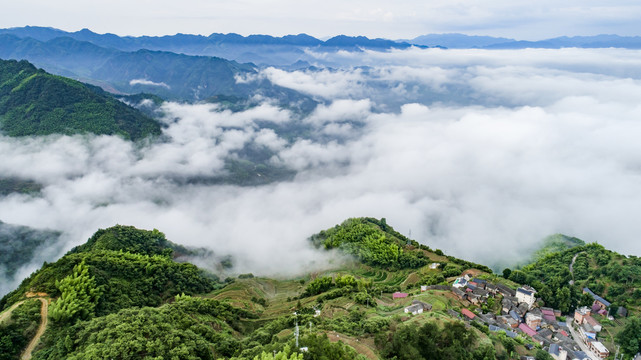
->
[461, 308, 476, 319]
[519, 323, 537, 336]
[591, 341, 609, 353]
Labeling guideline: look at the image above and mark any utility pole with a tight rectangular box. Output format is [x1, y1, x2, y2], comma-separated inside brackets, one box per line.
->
[294, 312, 299, 349]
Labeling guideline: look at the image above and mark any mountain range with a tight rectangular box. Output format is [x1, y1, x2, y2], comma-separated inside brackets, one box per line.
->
[2, 27, 640, 104]
[0, 33, 317, 106]
[409, 33, 641, 49]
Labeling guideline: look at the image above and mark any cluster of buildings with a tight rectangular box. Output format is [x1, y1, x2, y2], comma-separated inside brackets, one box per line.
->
[567, 287, 624, 359]
[447, 275, 608, 360]
[392, 274, 622, 359]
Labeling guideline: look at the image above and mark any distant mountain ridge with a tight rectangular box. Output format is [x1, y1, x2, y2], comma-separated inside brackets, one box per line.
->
[409, 33, 641, 49]
[0, 26, 424, 53]
[3, 27, 639, 51]
[0, 34, 318, 105]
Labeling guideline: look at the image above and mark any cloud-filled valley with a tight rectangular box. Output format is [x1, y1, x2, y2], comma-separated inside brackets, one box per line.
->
[2, 47, 641, 294]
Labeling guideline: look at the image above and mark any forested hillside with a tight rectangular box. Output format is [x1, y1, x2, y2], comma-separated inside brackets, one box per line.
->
[2, 219, 641, 359]
[0, 58, 161, 140]
[508, 242, 641, 313]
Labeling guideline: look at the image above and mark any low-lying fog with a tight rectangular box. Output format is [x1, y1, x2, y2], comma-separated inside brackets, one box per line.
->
[2, 48, 641, 294]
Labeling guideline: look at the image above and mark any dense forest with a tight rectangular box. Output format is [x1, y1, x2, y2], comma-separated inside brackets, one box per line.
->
[508, 242, 641, 313]
[0, 58, 161, 140]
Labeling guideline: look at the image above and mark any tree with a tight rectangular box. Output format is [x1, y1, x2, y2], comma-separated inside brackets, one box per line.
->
[616, 317, 641, 357]
[556, 287, 572, 313]
[252, 345, 303, 360]
[509, 270, 529, 285]
[49, 260, 101, 323]
[579, 292, 594, 307]
[502, 268, 512, 279]
[535, 349, 553, 360]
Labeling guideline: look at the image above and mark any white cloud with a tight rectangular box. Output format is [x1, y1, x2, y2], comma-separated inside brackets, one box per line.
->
[129, 78, 171, 89]
[3, 48, 641, 294]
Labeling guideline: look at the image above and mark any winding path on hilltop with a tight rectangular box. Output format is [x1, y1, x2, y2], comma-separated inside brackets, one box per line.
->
[569, 251, 585, 285]
[0, 295, 50, 360]
[0, 300, 26, 323]
[21, 297, 49, 360]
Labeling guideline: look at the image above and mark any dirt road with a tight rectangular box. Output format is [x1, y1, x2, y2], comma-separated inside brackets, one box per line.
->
[0, 300, 25, 324]
[21, 298, 48, 360]
[569, 251, 585, 285]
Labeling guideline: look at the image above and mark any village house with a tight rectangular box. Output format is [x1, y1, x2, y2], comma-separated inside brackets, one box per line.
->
[537, 328, 553, 340]
[574, 307, 590, 325]
[502, 296, 518, 314]
[468, 293, 482, 306]
[413, 300, 432, 311]
[589, 341, 609, 359]
[404, 304, 424, 315]
[485, 283, 498, 294]
[583, 287, 611, 310]
[452, 277, 468, 289]
[510, 309, 522, 323]
[516, 286, 537, 309]
[516, 302, 530, 317]
[404, 300, 432, 315]
[591, 303, 608, 316]
[497, 284, 517, 297]
[507, 318, 520, 329]
[472, 278, 487, 289]
[581, 323, 596, 340]
[452, 287, 466, 301]
[489, 325, 518, 339]
[420, 285, 428, 292]
[461, 308, 476, 320]
[392, 292, 408, 299]
[526, 312, 542, 329]
[518, 323, 538, 339]
[473, 288, 489, 298]
[573, 351, 590, 360]
[548, 344, 568, 360]
[583, 315, 602, 332]
[618, 306, 628, 318]
[429, 262, 440, 269]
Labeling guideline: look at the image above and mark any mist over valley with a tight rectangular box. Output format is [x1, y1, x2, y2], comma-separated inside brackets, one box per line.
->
[2, 45, 641, 296]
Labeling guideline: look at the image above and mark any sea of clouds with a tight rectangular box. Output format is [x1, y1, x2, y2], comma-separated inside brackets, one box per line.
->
[2, 47, 641, 294]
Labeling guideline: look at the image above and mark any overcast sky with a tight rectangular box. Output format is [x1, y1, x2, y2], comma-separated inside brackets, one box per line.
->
[1, 0, 640, 40]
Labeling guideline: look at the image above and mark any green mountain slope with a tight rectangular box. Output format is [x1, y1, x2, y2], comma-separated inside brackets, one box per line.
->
[0, 58, 162, 140]
[532, 234, 585, 261]
[2, 219, 639, 359]
[510, 240, 641, 313]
